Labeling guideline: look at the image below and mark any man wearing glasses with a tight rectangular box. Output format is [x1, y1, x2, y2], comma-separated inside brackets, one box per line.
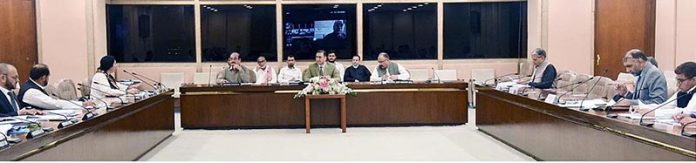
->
[253, 56, 277, 84]
[370, 52, 410, 82]
[217, 52, 256, 84]
[0, 63, 43, 117]
[613, 49, 668, 106]
[667, 62, 696, 126]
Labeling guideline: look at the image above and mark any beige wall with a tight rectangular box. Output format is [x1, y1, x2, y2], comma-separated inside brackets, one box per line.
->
[37, 0, 696, 86]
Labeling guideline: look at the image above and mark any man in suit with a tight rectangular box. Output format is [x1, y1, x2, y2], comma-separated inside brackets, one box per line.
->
[17, 64, 94, 110]
[0, 63, 43, 117]
[518, 48, 557, 89]
[614, 49, 668, 105]
[303, 50, 340, 81]
[344, 55, 371, 82]
[217, 52, 256, 84]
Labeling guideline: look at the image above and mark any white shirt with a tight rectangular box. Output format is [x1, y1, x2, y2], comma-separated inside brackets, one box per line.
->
[91, 72, 128, 100]
[254, 66, 278, 84]
[0, 86, 18, 111]
[330, 62, 345, 80]
[370, 64, 410, 81]
[278, 66, 303, 83]
[654, 86, 696, 119]
[22, 79, 82, 110]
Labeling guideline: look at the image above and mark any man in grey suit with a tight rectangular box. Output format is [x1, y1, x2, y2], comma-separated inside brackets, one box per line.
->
[614, 49, 668, 105]
[217, 52, 256, 84]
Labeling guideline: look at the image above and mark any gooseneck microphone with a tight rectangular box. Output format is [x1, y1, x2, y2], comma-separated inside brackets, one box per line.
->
[51, 93, 98, 121]
[639, 89, 695, 126]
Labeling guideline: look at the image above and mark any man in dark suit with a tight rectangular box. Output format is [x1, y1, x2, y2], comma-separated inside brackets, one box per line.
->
[0, 63, 42, 117]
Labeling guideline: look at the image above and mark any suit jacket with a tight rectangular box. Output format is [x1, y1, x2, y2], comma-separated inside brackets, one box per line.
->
[624, 63, 668, 104]
[528, 64, 557, 89]
[0, 91, 18, 117]
[303, 63, 340, 81]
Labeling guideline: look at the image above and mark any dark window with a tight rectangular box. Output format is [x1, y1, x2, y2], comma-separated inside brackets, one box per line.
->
[201, 5, 277, 62]
[106, 5, 196, 62]
[363, 3, 437, 60]
[283, 4, 356, 60]
[444, 2, 527, 59]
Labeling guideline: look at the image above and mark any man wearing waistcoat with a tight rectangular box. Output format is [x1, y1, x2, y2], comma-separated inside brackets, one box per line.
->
[370, 52, 410, 81]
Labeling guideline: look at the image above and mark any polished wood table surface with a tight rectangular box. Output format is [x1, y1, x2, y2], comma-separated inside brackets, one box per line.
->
[0, 91, 175, 161]
[476, 87, 696, 161]
[180, 82, 469, 129]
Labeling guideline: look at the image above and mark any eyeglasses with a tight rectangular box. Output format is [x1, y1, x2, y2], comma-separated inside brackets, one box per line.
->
[677, 77, 693, 83]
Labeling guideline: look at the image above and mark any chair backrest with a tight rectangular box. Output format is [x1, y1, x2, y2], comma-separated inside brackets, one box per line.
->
[519, 62, 532, 77]
[435, 69, 458, 82]
[556, 72, 577, 91]
[572, 74, 593, 94]
[161, 73, 185, 97]
[616, 72, 635, 84]
[470, 69, 495, 85]
[80, 77, 91, 97]
[663, 70, 678, 97]
[53, 79, 79, 100]
[409, 69, 430, 82]
[193, 72, 215, 85]
[587, 76, 613, 99]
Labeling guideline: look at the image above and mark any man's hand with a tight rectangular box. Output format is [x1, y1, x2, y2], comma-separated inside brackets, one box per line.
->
[615, 84, 628, 95]
[82, 101, 96, 107]
[389, 75, 398, 80]
[19, 108, 43, 115]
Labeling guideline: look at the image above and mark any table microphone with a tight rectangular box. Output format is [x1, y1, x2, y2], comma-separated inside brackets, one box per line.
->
[556, 76, 596, 102]
[0, 113, 50, 139]
[639, 89, 696, 126]
[122, 70, 156, 94]
[579, 69, 608, 111]
[50, 93, 98, 121]
[430, 67, 441, 84]
[681, 119, 696, 137]
[78, 82, 126, 105]
[125, 70, 168, 90]
[483, 72, 519, 87]
[208, 65, 213, 86]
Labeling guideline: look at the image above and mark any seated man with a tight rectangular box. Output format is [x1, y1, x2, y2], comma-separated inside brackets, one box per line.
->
[344, 55, 371, 82]
[614, 49, 668, 105]
[278, 55, 302, 83]
[253, 56, 277, 84]
[303, 50, 340, 81]
[0, 63, 42, 116]
[18, 64, 95, 110]
[518, 48, 557, 89]
[327, 50, 345, 80]
[217, 52, 256, 84]
[649, 62, 695, 120]
[370, 52, 410, 81]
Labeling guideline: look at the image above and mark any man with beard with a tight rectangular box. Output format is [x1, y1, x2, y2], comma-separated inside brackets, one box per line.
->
[0, 63, 43, 116]
[327, 50, 345, 80]
[613, 49, 668, 106]
[278, 55, 303, 83]
[17, 64, 95, 110]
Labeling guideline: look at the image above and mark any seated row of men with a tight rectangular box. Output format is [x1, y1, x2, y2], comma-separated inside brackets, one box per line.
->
[0, 56, 146, 116]
[217, 50, 410, 84]
[515, 48, 696, 126]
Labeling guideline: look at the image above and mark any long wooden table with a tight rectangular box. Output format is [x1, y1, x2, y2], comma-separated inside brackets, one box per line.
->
[0, 91, 175, 161]
[476, 88, 696, 161]
[180, 82, 469, 129]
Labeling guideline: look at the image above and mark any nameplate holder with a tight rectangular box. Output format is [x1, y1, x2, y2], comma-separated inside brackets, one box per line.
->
[545, 94, 558, 104]
[26, 129, 45, 139]
[82, 112, 98, 121]
[0, 136, 9, 149]
[58, 120, 75, 129]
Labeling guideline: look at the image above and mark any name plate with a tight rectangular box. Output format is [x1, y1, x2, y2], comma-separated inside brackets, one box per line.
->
[0, 137, 8, 148]
[27, 129, 45, 139]
[545, 94, 558, 104]
[58, 120, 75, 129]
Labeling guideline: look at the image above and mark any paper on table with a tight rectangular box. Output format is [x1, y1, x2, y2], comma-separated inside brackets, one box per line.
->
[0, 118, 22, 125]
[45, 110, 79, 115]
[0, 124, 12, 135]
[617, 112, 656, 120]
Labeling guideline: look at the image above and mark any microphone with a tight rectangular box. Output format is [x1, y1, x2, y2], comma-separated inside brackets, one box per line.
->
[681, 119, 696, 137]
[483, 72, 519, 86]
[605, 98, 626, 118]
[79, 82, 126, 105]
[208, 65, 213, 86]
[124, 70, 168, 90]
[556, 76, 596, 102]
[0, 113, 49, 139]
[122, 70, 155, 95]
[431, 67, 441, 84]
[579, 69, 608, 111]
[76, 87, 114, 110]
[51, 93, 98, 121]
[639, 89, 696, 126]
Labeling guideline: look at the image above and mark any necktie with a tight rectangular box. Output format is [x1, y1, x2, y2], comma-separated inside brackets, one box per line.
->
[319, 65, 324, 76]
[8, 92, 19, 111]
[634, 76, 642, 99]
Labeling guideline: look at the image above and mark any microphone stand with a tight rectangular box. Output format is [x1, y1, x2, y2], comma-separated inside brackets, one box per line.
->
[639, 89, 695, 126]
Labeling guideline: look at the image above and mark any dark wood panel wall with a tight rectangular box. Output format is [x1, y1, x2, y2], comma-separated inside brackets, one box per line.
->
[0, 0, 38, 80]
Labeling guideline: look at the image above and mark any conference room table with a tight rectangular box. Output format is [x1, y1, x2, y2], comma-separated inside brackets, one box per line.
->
[476, 87, 696, 161]
[0, 91, 175, 161]
[179, 82, 469, 129]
